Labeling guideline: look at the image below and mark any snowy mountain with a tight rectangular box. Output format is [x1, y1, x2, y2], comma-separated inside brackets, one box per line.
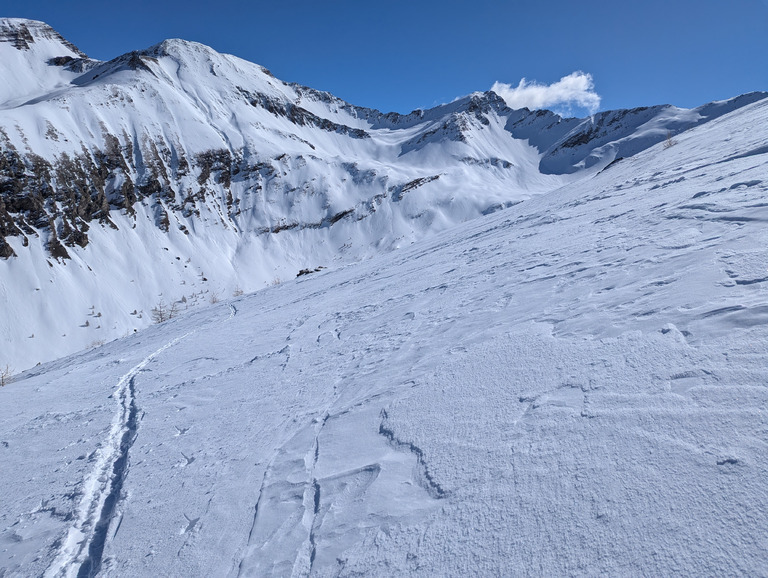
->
[2, 18, 766, 372]
[1, 79, 767, 576]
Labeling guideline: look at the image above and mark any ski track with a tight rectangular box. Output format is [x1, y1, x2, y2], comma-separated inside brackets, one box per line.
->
[45, 304, 237, 578]
[43, 334, 190, 578]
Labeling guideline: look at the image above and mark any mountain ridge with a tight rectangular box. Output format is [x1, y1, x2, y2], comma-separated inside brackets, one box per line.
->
[0, 18, 766, 371]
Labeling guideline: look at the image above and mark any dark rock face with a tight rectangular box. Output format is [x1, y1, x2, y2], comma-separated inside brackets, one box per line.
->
[390, 176, 441, 202]
[0, 128, 350, 258]
[0, 21, 35, 50]
[0, 126, 202, 258]
[237, 87, 370, 139]
[0, 239, 14, 258]
[0, 19, 87, 57]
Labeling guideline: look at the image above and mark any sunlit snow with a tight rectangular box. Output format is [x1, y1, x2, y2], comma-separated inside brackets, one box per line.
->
[1, 85, 767, 576]
[2, 17, 768, 578]
[2, 19, 763, 375]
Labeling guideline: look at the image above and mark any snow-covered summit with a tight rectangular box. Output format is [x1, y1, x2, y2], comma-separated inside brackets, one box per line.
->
[0, 18, 92, 108]
[0, 18, 85, 55]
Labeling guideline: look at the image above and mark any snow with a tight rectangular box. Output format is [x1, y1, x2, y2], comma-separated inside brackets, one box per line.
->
[0, 33, 571, 373]
[4, 19, 766, 375]
[0, 19, 89, 108]
[1, 89, 767, 576]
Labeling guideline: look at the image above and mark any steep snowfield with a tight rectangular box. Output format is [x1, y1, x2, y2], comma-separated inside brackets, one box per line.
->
[1, 19, 765, 373]
[1, 87, 767, 576]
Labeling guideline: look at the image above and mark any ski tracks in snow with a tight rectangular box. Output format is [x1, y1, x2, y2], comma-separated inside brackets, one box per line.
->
[44, 334, 190, 578]
[45, 304, 238, 578]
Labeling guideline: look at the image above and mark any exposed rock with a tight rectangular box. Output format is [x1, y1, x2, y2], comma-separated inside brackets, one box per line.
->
[0, 18, 87, 57]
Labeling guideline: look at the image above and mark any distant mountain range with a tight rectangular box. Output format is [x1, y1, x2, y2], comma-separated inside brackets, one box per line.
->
[1, 17, 766, 371]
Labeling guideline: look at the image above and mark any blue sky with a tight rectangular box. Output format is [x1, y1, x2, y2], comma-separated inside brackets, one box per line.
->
[5, 0, 768, 115]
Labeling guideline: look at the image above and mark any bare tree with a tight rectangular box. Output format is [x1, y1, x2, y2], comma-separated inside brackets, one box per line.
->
[0, 365, 13, 387]
[663, 130, 677, 149]
[151, 300, 179, 323]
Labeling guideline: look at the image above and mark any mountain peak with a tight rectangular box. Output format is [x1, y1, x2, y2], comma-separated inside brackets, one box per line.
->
[1, 19, 766, 375]
[143, 37, 213, 58]
[0, 18, 86, 57]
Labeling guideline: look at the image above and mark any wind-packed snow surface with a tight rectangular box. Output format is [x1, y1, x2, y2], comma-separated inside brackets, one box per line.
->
[1, 83, 767, 575]
[1, 18, 766, 373]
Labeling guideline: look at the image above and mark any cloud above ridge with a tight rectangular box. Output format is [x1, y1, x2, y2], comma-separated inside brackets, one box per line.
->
[491, 71, 601, 116]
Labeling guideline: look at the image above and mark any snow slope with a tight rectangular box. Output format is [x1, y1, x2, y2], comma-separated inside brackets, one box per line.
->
[1, 82, 767, 576]
[0, 19, 90, 108]
[1, 19, 765, 373]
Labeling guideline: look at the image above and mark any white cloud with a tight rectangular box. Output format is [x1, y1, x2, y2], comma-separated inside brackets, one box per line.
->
[491, 71, 601, 116]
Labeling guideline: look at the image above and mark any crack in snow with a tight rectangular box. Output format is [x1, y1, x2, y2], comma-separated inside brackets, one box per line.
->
[307, 478, 321, 572]
[379, 409, 448, 500]
[305, 413, 329, 575]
